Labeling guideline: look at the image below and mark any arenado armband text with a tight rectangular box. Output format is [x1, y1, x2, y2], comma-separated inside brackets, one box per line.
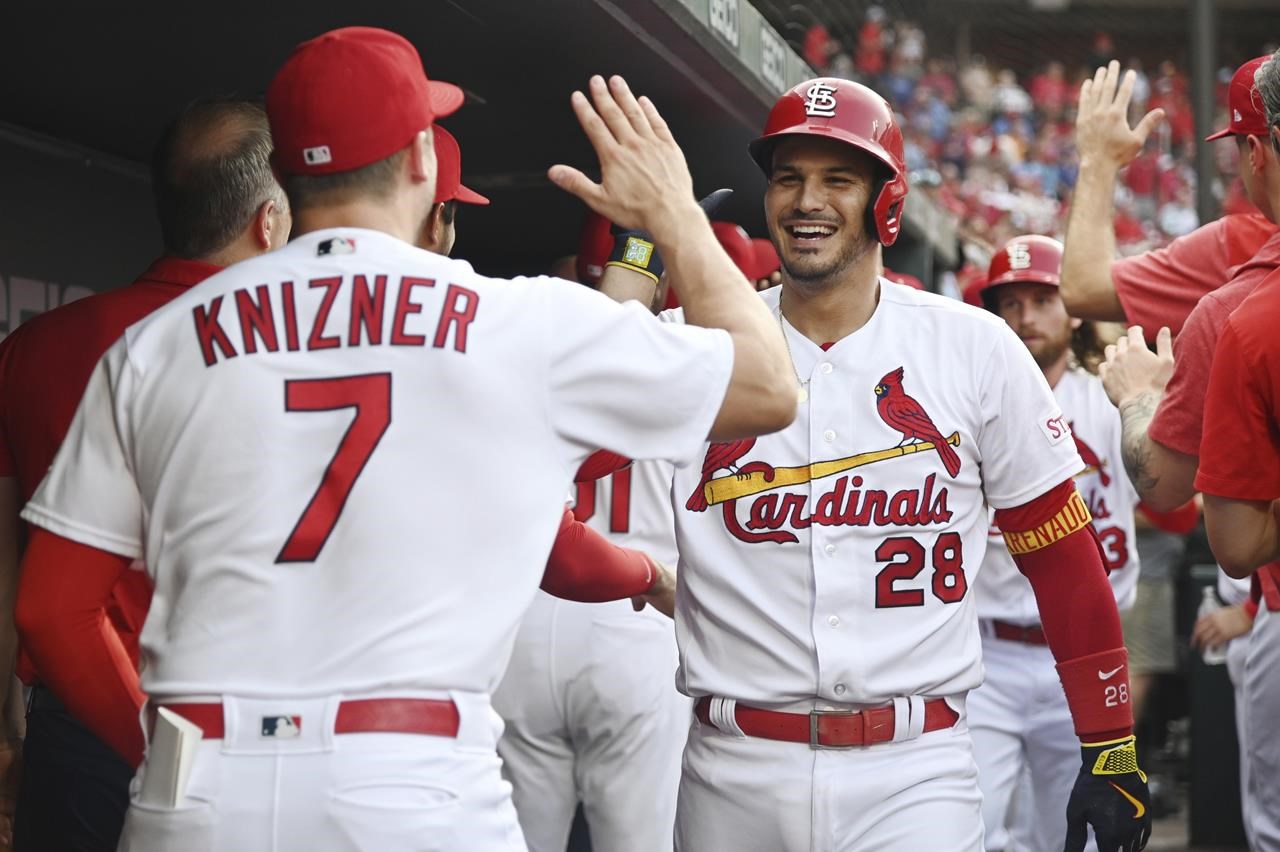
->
[1001, 491, 1092, 555]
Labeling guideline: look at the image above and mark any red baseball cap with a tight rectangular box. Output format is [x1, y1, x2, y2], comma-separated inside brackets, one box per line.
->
[433, 126, 489, 206]
[1206, 56, 1270, 141]
[267, 27, 464, 176]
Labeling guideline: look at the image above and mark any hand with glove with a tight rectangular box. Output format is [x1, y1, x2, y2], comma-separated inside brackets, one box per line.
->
[1064, 735, 1152, 852]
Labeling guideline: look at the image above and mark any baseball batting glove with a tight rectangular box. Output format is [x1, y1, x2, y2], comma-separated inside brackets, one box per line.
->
[1064, 736, 1152, 852]
[606, 188, 733, 282]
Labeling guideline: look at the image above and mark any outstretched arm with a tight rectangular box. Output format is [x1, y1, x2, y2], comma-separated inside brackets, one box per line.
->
[540, 506, 674, 617]
[550, 76, 796, 440]
[1061, 62, 1165, 321]
[995, 479, 1151, 851]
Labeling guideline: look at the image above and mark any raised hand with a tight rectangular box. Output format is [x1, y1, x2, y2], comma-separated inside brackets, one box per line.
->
[1099, 326, 1174, 409]
[549, 75, 701, 241]
[1076, 61, 1165, 170]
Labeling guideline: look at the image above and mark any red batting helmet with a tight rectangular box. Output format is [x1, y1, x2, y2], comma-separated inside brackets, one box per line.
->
[979, 235, 1064, 308]
[749, 78, 909, 246]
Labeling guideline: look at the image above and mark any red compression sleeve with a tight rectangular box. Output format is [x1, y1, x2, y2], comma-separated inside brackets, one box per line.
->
[995, 480, 1132, 742]
[15, 529, 146, 766]
[575, 450, 631, 483]
[540, 507, 656, 601]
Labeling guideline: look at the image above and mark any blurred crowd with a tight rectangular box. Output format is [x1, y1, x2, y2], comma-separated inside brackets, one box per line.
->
[799, 5, 1276, 268]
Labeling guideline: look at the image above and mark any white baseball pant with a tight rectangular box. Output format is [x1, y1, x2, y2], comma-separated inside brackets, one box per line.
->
[1245, 605, 1280, 850]
[118, 691, 525, 852]
[1225, 630, 1255, 849]
[968, 634, 1092, 852]
[674, 696, 982, 852]
[493, 595, 688, 852]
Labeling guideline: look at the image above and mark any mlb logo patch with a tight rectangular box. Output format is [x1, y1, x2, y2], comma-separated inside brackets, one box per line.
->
[317, 237, 357, 257]
[303, 145, 332, 166]
[261, 715, 302, 738]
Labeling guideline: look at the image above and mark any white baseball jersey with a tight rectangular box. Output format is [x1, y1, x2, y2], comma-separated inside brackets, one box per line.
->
[975, 367, 1140, 622]
[574, 460, 678, 563]
[22, 227, 733, 699]
[663, 282, 1083, 707]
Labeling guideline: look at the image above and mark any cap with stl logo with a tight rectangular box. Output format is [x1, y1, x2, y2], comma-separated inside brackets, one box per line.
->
[267, 26, 464, 176]
[433, 126, 489, 206]
[1206, 56, 1270, 141]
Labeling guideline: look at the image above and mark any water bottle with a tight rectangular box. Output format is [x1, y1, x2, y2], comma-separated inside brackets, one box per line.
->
[1197, 587, 1229, 665]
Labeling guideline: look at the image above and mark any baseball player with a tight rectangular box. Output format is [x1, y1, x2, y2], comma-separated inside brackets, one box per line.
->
[1189, 47, 1280, 852]
[968, 235, 1140, 852]
[598, 78, 1151, 851]
[11, 27, 798, 851]
[1099, 52, 1280, 846]
[0, 98, 289, 852]
[493, 213, 764, 852]
[1061, 60, 1277, 334]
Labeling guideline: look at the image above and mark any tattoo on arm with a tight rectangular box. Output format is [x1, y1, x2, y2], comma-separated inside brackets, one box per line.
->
[1118, 392, 1160, 498]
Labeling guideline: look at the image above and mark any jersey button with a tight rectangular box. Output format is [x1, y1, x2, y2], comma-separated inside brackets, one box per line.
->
[827, 615, 840, 627]
[833, 683, 847, 695]
[823, 429, 836, 442]
[824, 543, 836, 555]
[820, 362, 834, 374]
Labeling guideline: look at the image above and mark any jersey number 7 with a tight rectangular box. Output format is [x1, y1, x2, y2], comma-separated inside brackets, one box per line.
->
[277, 373, 392, 563]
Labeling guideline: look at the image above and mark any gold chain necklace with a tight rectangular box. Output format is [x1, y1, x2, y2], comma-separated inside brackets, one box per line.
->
[776, 299, 809, 404]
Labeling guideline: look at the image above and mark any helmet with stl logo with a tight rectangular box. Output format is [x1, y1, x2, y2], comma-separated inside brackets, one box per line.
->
[749, 78, 908, 246]
[979, 235, 1064, 309]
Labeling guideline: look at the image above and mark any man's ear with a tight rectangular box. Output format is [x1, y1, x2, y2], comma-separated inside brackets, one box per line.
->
[1247, 133, 1269, 176]
[252, 198, 279, 250]
[409, 128, 436, 183]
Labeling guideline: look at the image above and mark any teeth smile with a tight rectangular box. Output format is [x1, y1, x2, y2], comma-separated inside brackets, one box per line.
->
[790, 225, 836, 237]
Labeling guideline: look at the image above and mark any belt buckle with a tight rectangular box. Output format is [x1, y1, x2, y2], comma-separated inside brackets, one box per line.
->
[809, 707, 859, 750]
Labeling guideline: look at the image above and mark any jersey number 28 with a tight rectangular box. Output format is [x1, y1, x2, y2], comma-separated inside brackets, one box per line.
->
[277, 373, 391, 563]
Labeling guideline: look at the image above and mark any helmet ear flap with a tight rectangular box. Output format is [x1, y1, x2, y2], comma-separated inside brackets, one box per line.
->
[866, 175, 888, 245]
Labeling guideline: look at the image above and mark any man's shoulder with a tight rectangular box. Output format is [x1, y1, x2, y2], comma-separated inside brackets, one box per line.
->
[1225, 268, 1280, 342]
[4, 275, 172, 356]
[880, 279, 1007, 336]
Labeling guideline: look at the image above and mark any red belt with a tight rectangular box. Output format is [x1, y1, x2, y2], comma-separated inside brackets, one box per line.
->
[694, 696, 959, 749]
[989, 619, 1049, 646]
[156, 698, 460, 740]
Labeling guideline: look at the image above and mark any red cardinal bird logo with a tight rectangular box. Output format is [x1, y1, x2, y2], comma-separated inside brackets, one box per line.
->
[1071, 428, 1111, 486]
[687, 439, 757, 511]
[874, 367, 962, 478]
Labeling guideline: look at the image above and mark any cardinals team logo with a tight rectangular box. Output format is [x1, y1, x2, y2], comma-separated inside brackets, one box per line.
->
[1071, 427, 1111, 487]
[804, 81, 839, 117]
[873, 367, 962, 478]
[686, 366, 962, 520]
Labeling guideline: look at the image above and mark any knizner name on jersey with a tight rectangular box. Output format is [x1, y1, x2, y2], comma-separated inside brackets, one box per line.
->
[190, 272, 480, 366]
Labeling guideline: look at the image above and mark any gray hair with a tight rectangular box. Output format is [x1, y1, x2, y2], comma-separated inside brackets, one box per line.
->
[1256, 48, 1280, 131]
[151, 98, 285, 259]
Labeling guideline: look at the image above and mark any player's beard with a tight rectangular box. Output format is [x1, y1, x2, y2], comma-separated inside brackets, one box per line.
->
[1026, 321, 1073, 370]
[777, 225, 877, 293]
